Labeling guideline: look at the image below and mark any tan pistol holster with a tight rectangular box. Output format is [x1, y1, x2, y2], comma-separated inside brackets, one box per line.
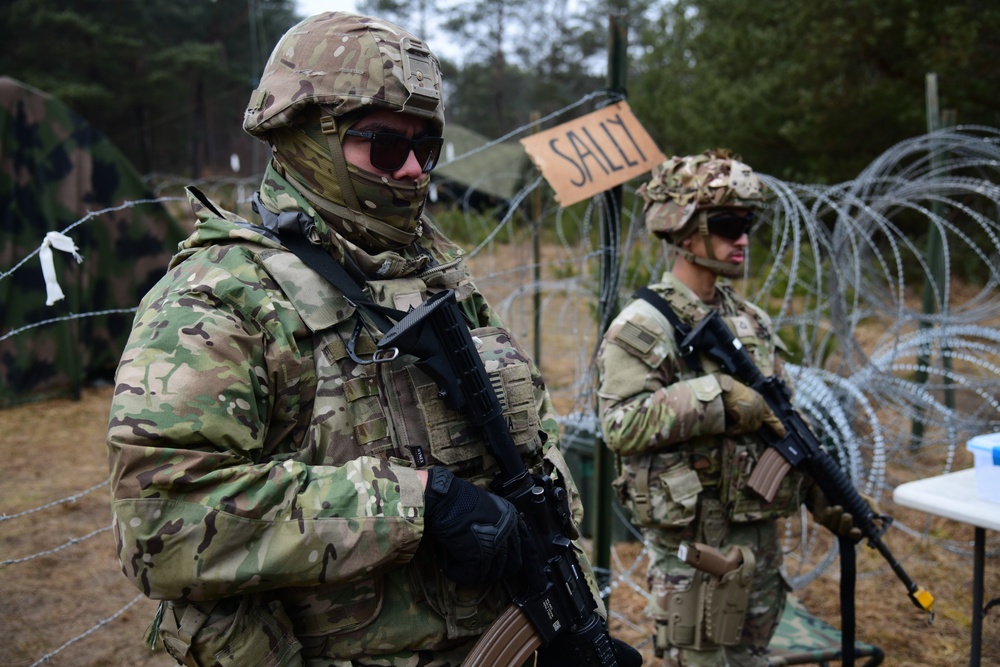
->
[659, 542, 756, 651]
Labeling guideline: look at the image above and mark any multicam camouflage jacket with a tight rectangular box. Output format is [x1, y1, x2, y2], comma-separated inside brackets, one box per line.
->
[597, 272, 806, 528]
[107, 166, 584, 665]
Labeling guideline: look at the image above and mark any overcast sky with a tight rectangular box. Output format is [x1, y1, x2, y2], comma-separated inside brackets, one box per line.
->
[293, 0, 462, 62]
[296, 0, 358, 17]
[295, 0, 357, 16]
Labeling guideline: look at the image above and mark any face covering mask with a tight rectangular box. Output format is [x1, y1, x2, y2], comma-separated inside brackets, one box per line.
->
[269, 108, 429, 252]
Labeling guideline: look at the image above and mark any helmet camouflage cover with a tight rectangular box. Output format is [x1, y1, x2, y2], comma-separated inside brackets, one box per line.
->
[639, 148, 765, 240]
[243, 12, 445, 138]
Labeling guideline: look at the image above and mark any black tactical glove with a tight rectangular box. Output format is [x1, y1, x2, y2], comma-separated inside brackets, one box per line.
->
[424, 466, 525, 586]
[536, 634, 643, 666]
[611, 637, 644, 667]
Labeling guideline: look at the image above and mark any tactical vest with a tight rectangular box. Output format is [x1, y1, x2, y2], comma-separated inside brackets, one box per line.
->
[608, 281, 804, 530]
[252, 244, 547, 658]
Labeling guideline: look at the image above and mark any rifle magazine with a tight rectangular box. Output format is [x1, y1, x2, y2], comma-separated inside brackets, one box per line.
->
[463, 603, 542, 667]
[746, 447, 791, 503]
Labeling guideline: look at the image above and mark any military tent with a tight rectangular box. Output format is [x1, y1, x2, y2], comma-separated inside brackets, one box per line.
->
[432, 124, 530, 207]
[0, 76, 186, 407]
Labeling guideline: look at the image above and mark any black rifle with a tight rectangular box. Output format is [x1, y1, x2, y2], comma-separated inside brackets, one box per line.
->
[677, 310, 934, 618]
[377, 289, 629, 666]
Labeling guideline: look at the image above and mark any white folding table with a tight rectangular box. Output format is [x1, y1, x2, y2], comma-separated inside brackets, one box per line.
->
[894, 468, 1000, 667]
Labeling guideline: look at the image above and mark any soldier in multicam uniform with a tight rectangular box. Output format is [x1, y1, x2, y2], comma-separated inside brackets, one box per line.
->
[107, 12, 639, 667]
[597, 150, 824, 666]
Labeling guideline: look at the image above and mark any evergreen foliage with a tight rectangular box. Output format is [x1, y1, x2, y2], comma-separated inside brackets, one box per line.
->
[2, 0, 998, 184]
[0, 0, 299, 175]
[630, 0, 1000, 182]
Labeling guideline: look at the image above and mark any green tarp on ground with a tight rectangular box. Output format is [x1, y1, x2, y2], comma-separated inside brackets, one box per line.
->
[0, 76, 186, 407]
[767, 596, 885, 666]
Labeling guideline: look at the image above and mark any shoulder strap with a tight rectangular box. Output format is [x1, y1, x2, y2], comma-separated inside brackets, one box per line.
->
[279, 232, 404, 335]
[250, 195, 415, 366]
[633, 286, 704, 374]
[249, 192, 403, 334]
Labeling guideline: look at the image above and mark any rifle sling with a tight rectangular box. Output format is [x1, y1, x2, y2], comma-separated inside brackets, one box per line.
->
[634, 453, 653, 524]
[250, 191, 406, 338]
[279, 233, 416, 366]
[633, 286, 703, 373]
[629, 288, 707, 526]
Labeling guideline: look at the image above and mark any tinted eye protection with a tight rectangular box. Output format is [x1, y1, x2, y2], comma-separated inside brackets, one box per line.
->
[343, 129, 443, 173]
[706, 212, 755, 240]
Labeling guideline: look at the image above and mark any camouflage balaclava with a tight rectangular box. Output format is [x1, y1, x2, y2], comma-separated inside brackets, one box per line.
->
[243, 12, 444, 254]
[638, 149, 764, 277]
[266, 108, 429, 252]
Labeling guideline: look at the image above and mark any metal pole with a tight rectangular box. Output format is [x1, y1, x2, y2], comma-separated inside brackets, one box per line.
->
[971, 526, 984, 667]
[911, 73, 954, 449]
[593, 9, 629, 608]
[531, 111, 543, 366]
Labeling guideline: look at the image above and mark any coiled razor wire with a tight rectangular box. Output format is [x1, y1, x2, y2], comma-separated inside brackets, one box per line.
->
[486, 124, 1000, 589]
[3, 114, 1000, 660]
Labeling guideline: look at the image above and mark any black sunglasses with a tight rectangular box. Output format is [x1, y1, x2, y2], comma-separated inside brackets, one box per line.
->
[343, 129, 443, 173]
[706, 211, 755, 240]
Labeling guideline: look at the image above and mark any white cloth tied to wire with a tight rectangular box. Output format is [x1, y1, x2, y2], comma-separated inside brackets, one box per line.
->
[39, 231, 83, 305]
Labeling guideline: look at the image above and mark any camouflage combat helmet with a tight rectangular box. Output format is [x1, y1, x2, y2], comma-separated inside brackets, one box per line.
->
[639, 149, 763, 240]
[243, 12, 446, 253]
[244, 12, 444, 137]
[639, 149, 764, 276]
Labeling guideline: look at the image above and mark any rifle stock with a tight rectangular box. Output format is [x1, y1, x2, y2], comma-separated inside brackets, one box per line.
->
[377, 289, 628, 666]
[679, 311, 935, 617]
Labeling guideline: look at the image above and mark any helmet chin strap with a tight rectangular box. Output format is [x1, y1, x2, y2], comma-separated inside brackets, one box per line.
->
[310, 113, 423, 249]
[673, 246, 743, 277]
[672, 210, 743, 277]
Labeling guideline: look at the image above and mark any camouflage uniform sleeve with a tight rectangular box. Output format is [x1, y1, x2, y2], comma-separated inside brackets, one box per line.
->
[596, 311, 727, 458]
[107, 247, 424, 602]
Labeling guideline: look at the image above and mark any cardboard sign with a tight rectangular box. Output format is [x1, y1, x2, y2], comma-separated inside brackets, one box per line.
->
[520, 101, 665, 207]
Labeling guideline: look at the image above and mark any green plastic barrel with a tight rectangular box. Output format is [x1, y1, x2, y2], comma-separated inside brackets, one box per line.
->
[560, 417, 637, 543]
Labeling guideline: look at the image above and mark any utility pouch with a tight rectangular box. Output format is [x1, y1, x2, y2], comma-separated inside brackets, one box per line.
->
[157, 596, 304, 667]
[722, 440, 804, 521]
[617, 452, 702, 527]
[382, 326, 541, 470]
[410, 546, 507, 640]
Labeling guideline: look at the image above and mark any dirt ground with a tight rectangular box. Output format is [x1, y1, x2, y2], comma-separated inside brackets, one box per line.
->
[1, 385, 998, 667]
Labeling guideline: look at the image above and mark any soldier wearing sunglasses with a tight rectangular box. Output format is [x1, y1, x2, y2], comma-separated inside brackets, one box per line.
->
[596, 150, 814, 666]
[106, 10, 643, 667]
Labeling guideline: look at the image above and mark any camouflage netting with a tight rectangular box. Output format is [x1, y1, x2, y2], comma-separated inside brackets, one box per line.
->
[0, 76, 186, 408]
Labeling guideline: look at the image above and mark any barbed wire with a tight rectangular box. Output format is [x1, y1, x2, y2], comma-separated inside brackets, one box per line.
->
[0, 308, 137, 343]
[26, 594, 146, 667]
[3, 107, 1000, 663]
[0, 198, 185, 282]
[0, 478, 110, 522]
[1, 524, 114, 566]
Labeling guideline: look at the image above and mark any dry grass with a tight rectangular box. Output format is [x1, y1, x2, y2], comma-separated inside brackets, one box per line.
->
[2, 241, 998, 665]
[2, 387, 998, 666]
